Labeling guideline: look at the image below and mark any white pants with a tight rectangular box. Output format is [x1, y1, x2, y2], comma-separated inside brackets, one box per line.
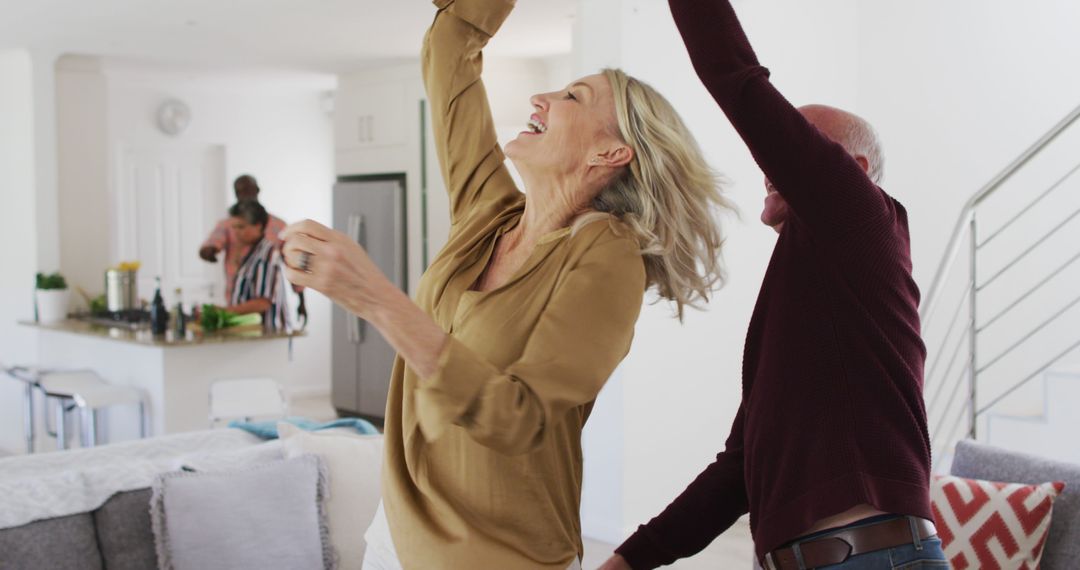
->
[362, 502, 403, 570]
[361, 502, 582, 570]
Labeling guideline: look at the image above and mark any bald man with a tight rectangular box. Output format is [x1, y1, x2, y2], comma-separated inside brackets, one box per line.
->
[602, 1, 941, 569]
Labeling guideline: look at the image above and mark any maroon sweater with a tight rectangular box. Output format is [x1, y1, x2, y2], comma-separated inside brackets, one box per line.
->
[616, 0, 932, 566]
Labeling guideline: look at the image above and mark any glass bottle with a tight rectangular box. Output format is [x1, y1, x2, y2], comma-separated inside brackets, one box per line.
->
[173, 287, 186, 337]
[149, 277, 169, 336]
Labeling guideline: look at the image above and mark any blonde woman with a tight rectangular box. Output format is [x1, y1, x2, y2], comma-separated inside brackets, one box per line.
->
[281, 0, 732, 567]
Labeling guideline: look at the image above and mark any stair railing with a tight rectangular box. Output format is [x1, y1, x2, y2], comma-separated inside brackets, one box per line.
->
[920, 103, 1080, 466]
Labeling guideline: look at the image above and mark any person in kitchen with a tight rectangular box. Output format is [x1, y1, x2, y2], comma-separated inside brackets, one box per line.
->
[210, 200, 291, 330]
[199, 174, 306, 321]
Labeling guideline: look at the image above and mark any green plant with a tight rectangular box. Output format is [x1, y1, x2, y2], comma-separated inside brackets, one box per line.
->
[35, 272, 68, 290]
[200, 304, 262, 331]
[89, 294, 108, 314]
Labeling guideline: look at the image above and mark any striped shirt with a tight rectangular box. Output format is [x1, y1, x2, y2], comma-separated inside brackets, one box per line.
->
[229, 238, 290, 332]
[202, 214, 288, 302]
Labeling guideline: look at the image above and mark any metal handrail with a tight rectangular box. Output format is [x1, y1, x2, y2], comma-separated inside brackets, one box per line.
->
[926, 328, 971, 417]
[976, 336, 1080, 416]
[921, 102, 1080, 462]
[978, 161, 1080, 248]
[920, 102, 1080, 323]
[924, 286, 971, 382]
[930, 363, 971, 435]
[976, 202, 1080, 291]
[978, 248, 1080, 332]
[976, 291, 1080, 375]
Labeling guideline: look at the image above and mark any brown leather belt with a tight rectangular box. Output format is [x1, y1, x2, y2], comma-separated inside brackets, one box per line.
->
[763, 517, 937, 570]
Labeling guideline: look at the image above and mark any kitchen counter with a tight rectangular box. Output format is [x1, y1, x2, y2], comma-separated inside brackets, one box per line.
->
[23, 318, 308, 442]
[19, 318, 303, 347]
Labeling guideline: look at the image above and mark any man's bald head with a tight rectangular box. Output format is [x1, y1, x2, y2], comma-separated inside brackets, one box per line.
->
[234, 174, 260, 201]
[760, 105, 885, 233]
[798, 104, 884, 184]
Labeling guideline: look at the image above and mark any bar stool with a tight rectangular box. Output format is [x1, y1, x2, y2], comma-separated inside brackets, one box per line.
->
[37, 370, 149, 449]
[1, 364, 42, 454]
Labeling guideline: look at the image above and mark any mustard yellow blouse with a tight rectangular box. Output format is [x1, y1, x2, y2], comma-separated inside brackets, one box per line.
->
[380, 1, 646, 567]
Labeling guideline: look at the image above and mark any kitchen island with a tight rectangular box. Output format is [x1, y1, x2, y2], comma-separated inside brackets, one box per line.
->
[20, 319, 304, 443]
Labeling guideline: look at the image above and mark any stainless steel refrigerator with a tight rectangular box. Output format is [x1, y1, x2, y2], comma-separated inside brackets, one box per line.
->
[332, 175, 406, 421]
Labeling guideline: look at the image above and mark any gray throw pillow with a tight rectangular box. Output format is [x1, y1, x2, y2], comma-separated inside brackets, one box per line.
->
[150, 455, 335, 570]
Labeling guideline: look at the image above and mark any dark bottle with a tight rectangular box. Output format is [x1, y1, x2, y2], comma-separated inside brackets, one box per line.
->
[149, 277, 169, 336]
[173, 287, 186, 337]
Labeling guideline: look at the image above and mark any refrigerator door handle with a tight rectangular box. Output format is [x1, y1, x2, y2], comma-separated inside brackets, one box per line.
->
[346, 214, 366, 344]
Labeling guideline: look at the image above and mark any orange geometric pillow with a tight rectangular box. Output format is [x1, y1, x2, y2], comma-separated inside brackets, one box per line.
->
[930, 474, 1065, 570]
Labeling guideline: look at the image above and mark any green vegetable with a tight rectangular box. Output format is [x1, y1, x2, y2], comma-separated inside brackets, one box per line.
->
[89, 294, 107, 314]
[200, 304, 262, 331]
[36, 272, 68, 290]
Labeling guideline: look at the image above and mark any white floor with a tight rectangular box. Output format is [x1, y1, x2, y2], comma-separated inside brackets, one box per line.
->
[288, 392, 339, 422]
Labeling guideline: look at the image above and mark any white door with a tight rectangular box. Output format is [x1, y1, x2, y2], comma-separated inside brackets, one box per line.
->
[114, 144, 227, 308]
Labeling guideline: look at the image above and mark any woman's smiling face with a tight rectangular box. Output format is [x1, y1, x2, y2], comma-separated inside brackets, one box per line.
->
[504, 73, 623, 179]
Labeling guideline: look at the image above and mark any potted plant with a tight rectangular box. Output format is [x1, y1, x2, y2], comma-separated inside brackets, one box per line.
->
[35, 272, 70, 323]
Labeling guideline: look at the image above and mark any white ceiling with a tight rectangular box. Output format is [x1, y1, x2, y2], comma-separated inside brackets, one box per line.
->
[0, 0, 578, 73]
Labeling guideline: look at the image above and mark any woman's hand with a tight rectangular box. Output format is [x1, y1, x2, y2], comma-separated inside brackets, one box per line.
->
[279, 219, 395, 321]
[281, 219, 448, 379]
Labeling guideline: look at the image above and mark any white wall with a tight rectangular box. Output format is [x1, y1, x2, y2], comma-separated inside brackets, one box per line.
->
[33, 51, 61, 275]
[56, 56, 110, 296]
[52, 59, 337, 397]
[0, 50, 41, 455]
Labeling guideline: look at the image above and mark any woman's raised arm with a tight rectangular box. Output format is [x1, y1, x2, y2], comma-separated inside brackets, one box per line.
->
[423, 0, 522, 227]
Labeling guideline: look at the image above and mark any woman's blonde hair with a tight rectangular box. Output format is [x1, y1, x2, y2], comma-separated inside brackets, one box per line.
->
[577, 68, 734, 321]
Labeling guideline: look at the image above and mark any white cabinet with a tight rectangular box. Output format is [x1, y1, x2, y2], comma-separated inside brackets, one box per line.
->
[334, 79, 408, 150]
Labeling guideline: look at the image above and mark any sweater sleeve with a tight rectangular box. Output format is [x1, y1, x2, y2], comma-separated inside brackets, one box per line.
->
[422, 0, 522, 228]
[668, 0, 890, 238]
[616, 403, 749, 569]
[413, 234, 646, 454]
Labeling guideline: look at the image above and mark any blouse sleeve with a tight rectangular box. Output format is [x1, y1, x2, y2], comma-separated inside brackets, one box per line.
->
[423, 0, 523, 229]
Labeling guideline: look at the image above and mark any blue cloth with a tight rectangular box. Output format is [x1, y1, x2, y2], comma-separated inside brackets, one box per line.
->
[229, 416, 379, 439]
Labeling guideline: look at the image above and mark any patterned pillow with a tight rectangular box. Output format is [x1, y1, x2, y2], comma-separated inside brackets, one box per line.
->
[931, 474, 1065, 569]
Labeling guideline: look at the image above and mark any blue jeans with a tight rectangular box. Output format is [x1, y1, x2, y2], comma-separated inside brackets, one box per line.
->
[818, 538, 947, 569]
[781, 516, 948, 569]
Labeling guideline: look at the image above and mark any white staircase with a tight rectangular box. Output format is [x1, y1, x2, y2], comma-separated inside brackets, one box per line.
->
[985, 370, 1080, 464]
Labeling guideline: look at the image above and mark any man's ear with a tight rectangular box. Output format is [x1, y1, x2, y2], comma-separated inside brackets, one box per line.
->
[854, 155, 870, 174]
[592, 144, 634, 168]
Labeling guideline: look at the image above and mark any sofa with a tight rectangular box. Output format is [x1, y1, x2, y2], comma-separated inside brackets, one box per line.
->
[950, 440, 1080, 568]
[0, 488, 158, 569]
[0, 427, 383, 570]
